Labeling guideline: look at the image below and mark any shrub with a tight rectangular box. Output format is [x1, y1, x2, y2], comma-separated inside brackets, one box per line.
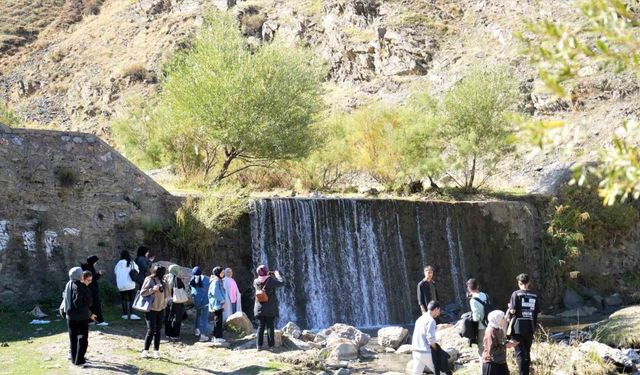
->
[122, 64, 155, 82]
[49, 48, 65, 62]
[0, 100, 19, 126]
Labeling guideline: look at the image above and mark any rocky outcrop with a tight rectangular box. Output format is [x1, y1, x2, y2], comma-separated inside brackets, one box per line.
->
[225, 312, 254, 335]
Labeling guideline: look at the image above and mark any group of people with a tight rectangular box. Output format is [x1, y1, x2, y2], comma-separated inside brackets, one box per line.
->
[59, 245, 286, 367]
[412, 266, 540, 375]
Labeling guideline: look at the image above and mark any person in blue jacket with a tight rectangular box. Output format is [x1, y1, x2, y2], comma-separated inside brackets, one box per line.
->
[190, 266, 210, 342]
[208, 266, 226, 342]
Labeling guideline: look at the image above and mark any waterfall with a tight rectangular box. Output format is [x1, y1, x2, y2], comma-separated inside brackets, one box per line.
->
[445, 210, 467, 310]
[416, 205, 427, 266]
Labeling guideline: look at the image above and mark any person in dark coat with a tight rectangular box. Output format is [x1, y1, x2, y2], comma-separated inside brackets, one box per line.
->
[61, 267, 96, 366]
[81, 255, 108, 326]
[253, 264, 285, 350]
[165, 265, 186, 340]
[507, 273, 541, 375]
[417, 265, 438, 315]
[135, 246, 154, 287]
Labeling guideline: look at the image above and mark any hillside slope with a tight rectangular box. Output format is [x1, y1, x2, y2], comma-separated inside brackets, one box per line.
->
[1, 0, 639, 192]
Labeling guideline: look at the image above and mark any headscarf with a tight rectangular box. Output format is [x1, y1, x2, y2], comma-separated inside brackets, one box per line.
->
[257, 265, 269, 284]
[190, 266, 203, 288]
[64, 267, 83, 313]
[168, 264, 180, 276]
[151, 265, 166, 279]
[212, 266, 224, 280]
[487, 310, 505, 329]
[224, 268, 233, 278]
[223, 268, 238, 303]
[86, 255, 99, 265]
[120, 250, 131, 266]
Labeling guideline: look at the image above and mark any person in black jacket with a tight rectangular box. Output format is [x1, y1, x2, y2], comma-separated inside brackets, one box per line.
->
[253, 265, 284, 350]
[507, 273, 541, 375]
[61, 267, 96, 366]
[81, 255, 108, 326]
[135, 246, 154, 287]
[417, 265, 438, 314]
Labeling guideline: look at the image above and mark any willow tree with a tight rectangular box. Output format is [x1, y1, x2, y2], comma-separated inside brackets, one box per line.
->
[117, 12, 325, 184]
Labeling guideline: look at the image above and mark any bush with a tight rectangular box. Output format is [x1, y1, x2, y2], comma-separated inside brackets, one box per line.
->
[0, 100, 19, 126]
[122, 64, 155, 82]
[49, 48, 65, 62]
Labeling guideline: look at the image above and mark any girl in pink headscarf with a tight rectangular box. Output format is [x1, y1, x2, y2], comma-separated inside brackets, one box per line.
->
[222, 268, 242, 321]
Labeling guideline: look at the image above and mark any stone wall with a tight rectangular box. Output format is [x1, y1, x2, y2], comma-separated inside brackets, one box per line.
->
[0, 125, 176, 303]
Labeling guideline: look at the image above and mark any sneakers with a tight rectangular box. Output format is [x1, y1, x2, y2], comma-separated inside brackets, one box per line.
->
[121, 315, 128, 320]
[195, 328, 200, 337]
[129, 314, 141, 320]
[95, 322, 109, 326]
[199, 334, 209, 342]
[141, 350, 149, 358]
[153, 351, 161, 360]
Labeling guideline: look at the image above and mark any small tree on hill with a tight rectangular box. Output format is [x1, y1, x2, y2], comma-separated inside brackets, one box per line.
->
[440, 68, 519, 191]
[115, 12, 325, 184]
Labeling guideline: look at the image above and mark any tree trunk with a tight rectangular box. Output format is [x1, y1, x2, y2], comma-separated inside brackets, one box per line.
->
[467, 155, 477, 191]
[427, 175, 439, 190]
[212, 147, 237, 184]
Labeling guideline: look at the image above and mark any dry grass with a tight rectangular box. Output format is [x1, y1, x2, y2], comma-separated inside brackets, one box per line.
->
[122, 63, 156, 83]
[0, 0, 66, 55]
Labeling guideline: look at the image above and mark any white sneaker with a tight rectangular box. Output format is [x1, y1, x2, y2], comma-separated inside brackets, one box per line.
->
[96, 322, 109, 326]
[199, 334, 209, 342]
[141, 350, 149, 358]
[130, 314, 141, 320]
[195, 328, 200, 336]
[153, 351, 161, 359]
[121, 315, 128, 320]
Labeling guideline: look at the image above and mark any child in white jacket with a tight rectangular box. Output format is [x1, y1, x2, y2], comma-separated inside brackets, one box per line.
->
[114, 250, 141, 320]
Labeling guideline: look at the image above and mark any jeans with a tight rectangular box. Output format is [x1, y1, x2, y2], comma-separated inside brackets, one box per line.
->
[231, 302, 237, 314]
[514, 334, 533, 375]
[195, 305, 209, 335]
[144, 310, 164, 350]
[257, 316, 276, 348]
[68, 319, 89, 365]
[120, 289, 135, 317]
[212, 309, 224, 338]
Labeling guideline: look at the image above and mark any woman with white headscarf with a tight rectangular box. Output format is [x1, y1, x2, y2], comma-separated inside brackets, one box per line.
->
[481, 310, 518, 375]
[222, 267, 242, 321]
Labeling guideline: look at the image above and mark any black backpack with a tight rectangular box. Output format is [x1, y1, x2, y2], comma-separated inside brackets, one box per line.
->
[472, 293, 493, 326]
[458, 311, 478, 346]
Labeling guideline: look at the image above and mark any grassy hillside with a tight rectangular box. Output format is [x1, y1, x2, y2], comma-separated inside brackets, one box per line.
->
[0, 0, 66, 56]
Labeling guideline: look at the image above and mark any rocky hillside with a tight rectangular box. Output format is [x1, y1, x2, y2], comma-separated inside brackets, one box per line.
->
[1, 0, 639, 192]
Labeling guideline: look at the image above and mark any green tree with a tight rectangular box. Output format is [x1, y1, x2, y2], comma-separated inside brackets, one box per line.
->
[0, 100, 19, 127]
[440, 68, 519, 191]
[115, 12, 325, 184]
[521, 0, 640, 205]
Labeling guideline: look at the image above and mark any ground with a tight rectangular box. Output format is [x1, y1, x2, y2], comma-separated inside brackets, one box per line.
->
[0, 305, 313, 375]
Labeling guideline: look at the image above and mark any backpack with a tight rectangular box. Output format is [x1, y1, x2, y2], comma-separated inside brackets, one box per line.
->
[458, 311, 478, 346]
[472, 293, 493, 327]
[128, 262, 139, 282]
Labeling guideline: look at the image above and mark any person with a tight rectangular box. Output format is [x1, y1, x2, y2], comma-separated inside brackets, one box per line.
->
[467, 278, 490, 359]
[165, 265, 187, 340]
[507, 273, 541, 375]
[253, 265, 284, 350]
[417, 265, 439, 315]
[114, 250, 141, 320]
[81, 255, 108, 326]
[222, 267, 242, 321]
[409, 300, 440, 375]
[61, 267, 96, 366]
[482, 310, 517, 375]
[135, 245, 154, 287]
[209, 266, 226, 342]
[140, 265, 169, 359]
[190, 266, 210, 342]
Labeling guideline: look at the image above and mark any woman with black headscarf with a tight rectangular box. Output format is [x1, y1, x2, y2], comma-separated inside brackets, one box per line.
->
[135, 245, 154, 287]
[81, 255, 108, 326]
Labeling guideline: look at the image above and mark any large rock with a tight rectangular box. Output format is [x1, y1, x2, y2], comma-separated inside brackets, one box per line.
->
[396, 344, 412, 354]
[301, 330, 317, 342]
[283, 335, 314, 351]
[563, 289, 585, 309]
[377, 326, 409, 349]
[328, 342, 359, 362]
[225, 312, 255, 335]
[594, 306, 640, 348]
[324, 323, 370, 348]
[282, 322, 302, 339]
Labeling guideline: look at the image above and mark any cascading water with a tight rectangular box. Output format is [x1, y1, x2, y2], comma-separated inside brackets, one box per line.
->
[248, 198, 537, 330]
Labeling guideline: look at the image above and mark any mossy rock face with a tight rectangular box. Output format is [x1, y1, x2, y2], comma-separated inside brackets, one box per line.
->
[594, 306, 640, 348]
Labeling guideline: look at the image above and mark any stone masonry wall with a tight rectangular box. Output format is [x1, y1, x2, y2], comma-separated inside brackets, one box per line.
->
[0, 125, 175, 303]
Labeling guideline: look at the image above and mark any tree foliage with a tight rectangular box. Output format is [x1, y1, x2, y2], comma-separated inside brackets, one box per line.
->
[521, 0, 640, 204]
[440, 68, 519, 190]
[0, 100, 19, 127]
[114, 12, 325, 184]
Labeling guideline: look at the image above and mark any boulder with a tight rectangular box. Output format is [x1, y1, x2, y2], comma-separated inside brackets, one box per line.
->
[445, 347, 459, 367]
[301, 330, 317, 341]
[396, 344, 413, 354]
[563, 289, 585, 309]
[377, 326, 409, 349]
[283, 335, 313, 351]
[225, 312, 255, 335]
[328, 342, 359, 362]
[604, 293, 623, 307]
[282, 322, 302, 339]
[385, 347, 396, 353]
[359, 346, 378, 359]
[324, 323, 370, 348]
[586, 295, 604, 309]
[333, 369, 350, 375]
